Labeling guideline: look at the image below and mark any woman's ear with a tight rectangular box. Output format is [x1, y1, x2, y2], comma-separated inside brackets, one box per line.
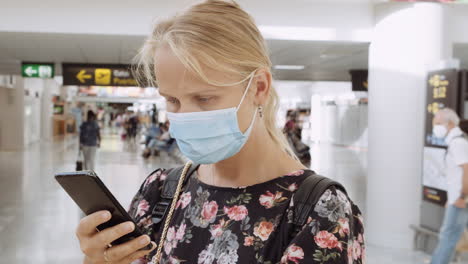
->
[253, 68, 272, 106]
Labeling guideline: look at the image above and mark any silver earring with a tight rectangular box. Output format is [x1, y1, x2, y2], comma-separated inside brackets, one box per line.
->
[258, 106, 263, 118]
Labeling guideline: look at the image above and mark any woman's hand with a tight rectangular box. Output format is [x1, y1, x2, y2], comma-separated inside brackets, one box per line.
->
[76, 210, 157, 264]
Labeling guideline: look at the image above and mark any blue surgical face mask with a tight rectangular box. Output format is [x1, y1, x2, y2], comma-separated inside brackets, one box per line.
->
[166, 73, 257, 164]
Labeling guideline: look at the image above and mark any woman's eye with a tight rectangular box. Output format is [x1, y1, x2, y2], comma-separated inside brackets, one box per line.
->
[197, 97, 212, 103]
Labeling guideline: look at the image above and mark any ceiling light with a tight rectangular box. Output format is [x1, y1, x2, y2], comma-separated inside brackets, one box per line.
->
[274, 65, 305, 70]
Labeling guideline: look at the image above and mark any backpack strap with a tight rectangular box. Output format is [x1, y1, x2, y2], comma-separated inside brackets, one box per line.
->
[151, 163, 200, 228]
[293, 173, 347, 227]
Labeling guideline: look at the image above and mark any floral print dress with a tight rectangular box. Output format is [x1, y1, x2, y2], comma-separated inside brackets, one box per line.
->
[128, 168, 365, 264]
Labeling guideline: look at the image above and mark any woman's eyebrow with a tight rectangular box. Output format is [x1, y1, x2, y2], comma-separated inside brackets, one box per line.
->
[159, 89, 221, 98]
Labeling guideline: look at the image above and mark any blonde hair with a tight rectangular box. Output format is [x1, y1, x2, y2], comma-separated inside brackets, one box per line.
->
[134, 0, 297, 159]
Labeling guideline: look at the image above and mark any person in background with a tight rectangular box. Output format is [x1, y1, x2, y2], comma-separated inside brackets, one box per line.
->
[127, 112, 139, 142]
[431, 108, 468, 264]
[71, 102, 83, 133]
[104, 111, 111, 129]
[144, 121, 162, 147]
[284, 111, 297, 134]
[142, 122, 171, 158]
[79, 110, 101, 171]
[97, 107, 105, 128]
[115, 113, 123, 135]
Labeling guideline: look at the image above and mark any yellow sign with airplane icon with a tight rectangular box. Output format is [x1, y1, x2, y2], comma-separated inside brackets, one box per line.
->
[95, 68, 111, 85]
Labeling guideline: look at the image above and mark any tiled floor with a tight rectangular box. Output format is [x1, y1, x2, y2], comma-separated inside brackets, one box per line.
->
[0, 134, 456, 263]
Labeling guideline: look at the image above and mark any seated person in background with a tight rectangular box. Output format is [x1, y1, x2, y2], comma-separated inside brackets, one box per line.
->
[144, 122, 162, 147]
[142, 123, 171, 158]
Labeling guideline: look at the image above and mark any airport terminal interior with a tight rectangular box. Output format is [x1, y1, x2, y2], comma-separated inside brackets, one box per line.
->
[1, 0, 468, 263]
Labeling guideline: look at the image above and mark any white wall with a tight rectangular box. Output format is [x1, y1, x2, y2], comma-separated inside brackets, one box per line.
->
[0, 77, 60, 150]
[41, 79, 60, 140]
[23, 78, 44, 145]
[274, 80, 352, 128]
[367, 2, 450, 250]
[449, 4, 468, 44]
[273, 80, 368, 147]
[274, 80, 352, 102]
[0, 76, 25, 151]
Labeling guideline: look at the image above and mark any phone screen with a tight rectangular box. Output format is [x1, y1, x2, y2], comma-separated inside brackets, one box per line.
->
[55, 171, 152, 249]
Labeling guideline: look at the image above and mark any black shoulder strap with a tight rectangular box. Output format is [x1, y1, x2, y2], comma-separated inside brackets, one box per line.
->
[293, 173, 347, 227]
[151, 163, 200, 227]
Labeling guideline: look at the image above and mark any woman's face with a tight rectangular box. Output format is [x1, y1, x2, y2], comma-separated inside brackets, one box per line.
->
[154, 44, 270, 133]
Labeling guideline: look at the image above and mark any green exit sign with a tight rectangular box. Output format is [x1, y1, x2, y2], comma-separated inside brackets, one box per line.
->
[21, 63, 55, 78]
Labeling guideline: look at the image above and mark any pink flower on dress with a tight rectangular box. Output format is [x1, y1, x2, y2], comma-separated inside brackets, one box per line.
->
[352, 240, 362, 260]
[144, 173, 158, 187]
[176, 192, 191, 209]
[167, 226, 176, 242]
[314, 230, 341, 250]
[209, 219, 227, 238]
[280, 244, 304, 264]
[338, 218, 350, 237]
[357, 214, 364, 225]
[164, 226, 179, 255]
[210, 223, 223, 238]
[167, 256, 182, 264]
[176, 223, 186, 241]
[347, 241, 354, 264]
[288, 183, 298, 192]
[168, 256, 183, 264]
[164, 240, 173, 255]
[224, 205, 248, 221]
[286, 170, 304, 176]
[136, 199, 150, 217]
[244, 236, 254, 246]
[259, 191, 275, 208]
[137, 215, 152, 228]
[259, 191, 284, 209]
[159, 172, 167, 181]
[337, 241, 344, 252]
[358, 233, 364, 243]
[133, 257, 147, 264]
[254, 221, 275, 241]
[201, 201, 218, 222]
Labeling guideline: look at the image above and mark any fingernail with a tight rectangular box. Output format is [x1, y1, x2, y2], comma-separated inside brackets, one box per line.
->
[150, 242, 157, 250]
[124, 222, 134, 232]
[102, 211, 110, 219]
[140, 236, 150, 245]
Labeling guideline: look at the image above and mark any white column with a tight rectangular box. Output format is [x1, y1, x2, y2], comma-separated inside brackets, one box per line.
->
[0, 76, 25, 151]
[367, 2, 452, 249]
[41, 79, 59, 141]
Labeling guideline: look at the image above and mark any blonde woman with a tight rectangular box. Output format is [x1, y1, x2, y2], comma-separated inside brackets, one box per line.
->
[75, 1, 364, 263]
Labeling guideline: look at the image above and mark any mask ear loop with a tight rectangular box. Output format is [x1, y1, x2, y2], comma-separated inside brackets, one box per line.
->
[236, 70, 256, 111]
[235, 70, 258, 134]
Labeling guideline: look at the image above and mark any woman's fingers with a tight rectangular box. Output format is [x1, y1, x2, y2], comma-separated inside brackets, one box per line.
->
[75, 211, 157, 264]
[105, 235, 153, 261]
[76, 211, 111, 237]
[123, 242, 157, 263]
[92, 221, 135, 248]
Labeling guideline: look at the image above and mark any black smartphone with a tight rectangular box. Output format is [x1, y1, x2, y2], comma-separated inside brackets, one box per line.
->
[55, 170, 152, 250]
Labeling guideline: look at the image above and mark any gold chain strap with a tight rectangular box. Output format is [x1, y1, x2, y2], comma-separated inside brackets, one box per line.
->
[151, 162, 192, 264]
